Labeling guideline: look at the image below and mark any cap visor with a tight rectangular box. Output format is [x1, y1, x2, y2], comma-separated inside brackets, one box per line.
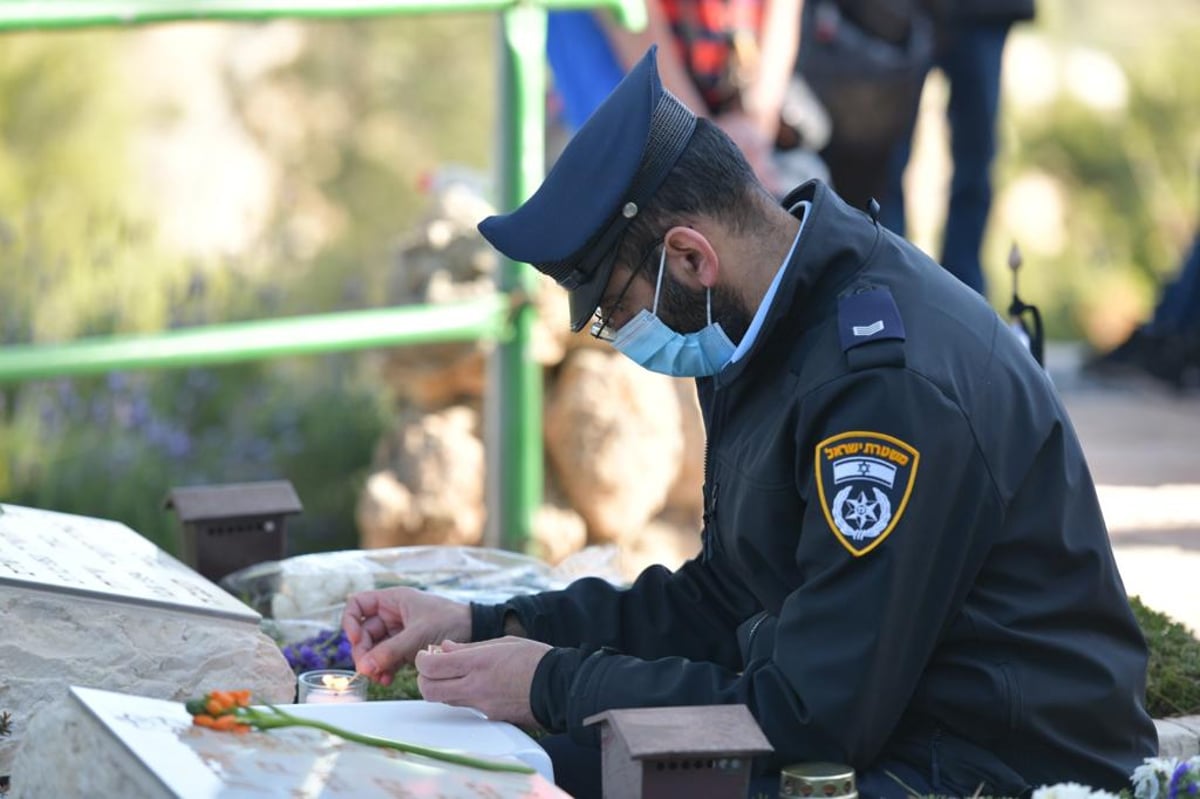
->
[567, 248, 619, 333]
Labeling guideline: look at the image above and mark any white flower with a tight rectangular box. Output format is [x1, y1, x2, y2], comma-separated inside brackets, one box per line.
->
[1033, 782, 1121, 799]
[271, 556, 374, 619]
[1132, 757, 1180, 799]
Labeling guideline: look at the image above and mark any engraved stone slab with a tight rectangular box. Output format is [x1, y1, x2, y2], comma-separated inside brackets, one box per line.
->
[12, 688, 569, 799]
[0, 504, 295, 775]
[0, 503, 256, 622]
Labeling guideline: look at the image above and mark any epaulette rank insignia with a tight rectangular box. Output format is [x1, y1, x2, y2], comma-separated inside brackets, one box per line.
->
[815, 430, 920, 556]
[837, 286, 906, 369]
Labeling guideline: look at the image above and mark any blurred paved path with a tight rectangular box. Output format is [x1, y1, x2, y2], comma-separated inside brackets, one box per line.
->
[1049, 344, 1200, 634]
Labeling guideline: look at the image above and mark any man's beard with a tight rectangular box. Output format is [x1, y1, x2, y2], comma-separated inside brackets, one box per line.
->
[657, 269, 752, 345]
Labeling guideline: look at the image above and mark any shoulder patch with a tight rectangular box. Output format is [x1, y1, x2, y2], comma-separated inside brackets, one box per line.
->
[814, 431, 920, 556]
[837, 287, 906, 352]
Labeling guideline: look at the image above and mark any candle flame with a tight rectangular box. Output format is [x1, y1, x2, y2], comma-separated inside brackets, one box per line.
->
[321, 674, 352, 691]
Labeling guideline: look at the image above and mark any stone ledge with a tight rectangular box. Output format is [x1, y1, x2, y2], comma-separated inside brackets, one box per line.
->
[0, 586, 296, 775]
[1156, 716, 1200, 758]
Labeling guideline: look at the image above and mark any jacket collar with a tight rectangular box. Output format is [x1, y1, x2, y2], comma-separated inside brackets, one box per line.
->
[713, 180, 882, 388]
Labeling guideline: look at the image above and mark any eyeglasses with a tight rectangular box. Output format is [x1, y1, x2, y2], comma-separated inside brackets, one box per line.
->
[589, 242, 662, 342]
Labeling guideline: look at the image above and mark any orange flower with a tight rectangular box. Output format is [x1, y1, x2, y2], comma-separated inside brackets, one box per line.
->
[187, 692, 253, 734]
[181, 690, 533, 774]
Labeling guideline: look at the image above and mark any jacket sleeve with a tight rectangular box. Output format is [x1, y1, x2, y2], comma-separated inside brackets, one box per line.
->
[472, 547, 763, 668]
[529, 368, 1002, 768]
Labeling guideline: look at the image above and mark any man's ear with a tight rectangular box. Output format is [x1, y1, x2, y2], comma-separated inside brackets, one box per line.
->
[663, 225, 719, 290]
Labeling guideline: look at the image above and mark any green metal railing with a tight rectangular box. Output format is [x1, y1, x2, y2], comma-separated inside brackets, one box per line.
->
[0, 297, 512, 381]
[0, 0, 645, 552]
[0, 0, 644, 29]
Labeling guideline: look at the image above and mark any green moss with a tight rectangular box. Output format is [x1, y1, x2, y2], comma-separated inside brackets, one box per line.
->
[1131, 595, 1200, 718]
[366, 665, 421, 702]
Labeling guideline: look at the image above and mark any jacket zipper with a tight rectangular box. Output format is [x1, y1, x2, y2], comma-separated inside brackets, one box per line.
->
[700, 386, 726, 561]
[745, 611, 769, 653]
[701, 478, 719, 562]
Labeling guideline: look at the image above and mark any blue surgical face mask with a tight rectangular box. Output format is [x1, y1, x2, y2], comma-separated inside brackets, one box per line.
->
[610, 246, 736, 377]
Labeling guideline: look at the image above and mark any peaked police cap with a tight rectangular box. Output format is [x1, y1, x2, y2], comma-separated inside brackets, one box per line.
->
[478, 46, 698, 332]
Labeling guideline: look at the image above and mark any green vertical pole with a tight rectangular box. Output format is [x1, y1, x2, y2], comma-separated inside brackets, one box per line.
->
[492, 4, 546, 552]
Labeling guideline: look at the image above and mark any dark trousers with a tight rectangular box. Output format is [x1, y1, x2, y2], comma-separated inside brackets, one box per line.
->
[539, 734, 937, 799]
[1148, 231, 1200, 335]
[880, 20, 1012, 298]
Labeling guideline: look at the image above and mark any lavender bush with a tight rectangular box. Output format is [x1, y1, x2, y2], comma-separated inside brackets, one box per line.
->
[0, 359, 388, 556]
[281, 628, 355, 673]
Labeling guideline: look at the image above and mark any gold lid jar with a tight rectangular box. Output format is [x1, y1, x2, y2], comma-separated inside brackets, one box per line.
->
[779, 762, 857, 798]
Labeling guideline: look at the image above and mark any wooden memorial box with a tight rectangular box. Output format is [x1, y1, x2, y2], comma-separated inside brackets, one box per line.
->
[165, 480, 302, 582]
[584, 705, 773, 799]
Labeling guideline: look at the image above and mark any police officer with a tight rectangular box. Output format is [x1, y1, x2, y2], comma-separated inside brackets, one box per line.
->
[342, 46, 1156, 798]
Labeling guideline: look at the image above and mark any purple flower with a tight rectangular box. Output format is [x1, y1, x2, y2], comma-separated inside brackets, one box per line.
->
[280, 630, 355, 673]
[1169, 761, 1190, 799]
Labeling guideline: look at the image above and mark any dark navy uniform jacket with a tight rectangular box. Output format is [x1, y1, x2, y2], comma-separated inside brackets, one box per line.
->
[474, 180, 1156, 795]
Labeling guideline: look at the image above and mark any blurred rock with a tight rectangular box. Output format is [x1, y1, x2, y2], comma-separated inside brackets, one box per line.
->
[357, 405, 485, 548]
[618, 515, 703, 582]
[530, 502, 589, 566]
[379, 178, 575, 409]
[380, 345, 489, 410]
[544, 349, 683, 545]
[530, 274, 572, 366]
[358, 174, 707, 564]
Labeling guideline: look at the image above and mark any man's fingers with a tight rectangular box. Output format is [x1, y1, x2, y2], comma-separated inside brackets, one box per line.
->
[363, 617, 389, 646]
[438, 635, 521, 652]
[414, 646, 479, 681]
[417, 672, 471, 705]
[352, 628, 374, 673]
[342, 591, 386, 645]
[341, 599, 364, 645]
[358, 628, 425, 678]
[438, 639, 487, 652]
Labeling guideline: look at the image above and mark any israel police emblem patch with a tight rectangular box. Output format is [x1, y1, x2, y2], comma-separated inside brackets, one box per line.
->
[815, 431, 920, 556]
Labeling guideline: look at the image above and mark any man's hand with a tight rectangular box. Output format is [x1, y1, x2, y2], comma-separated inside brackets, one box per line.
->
[415, 637, 552, 729]
[341, 587, 471, 685]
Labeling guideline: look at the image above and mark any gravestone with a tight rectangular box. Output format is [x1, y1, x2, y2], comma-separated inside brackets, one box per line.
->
[0, 503, 295, 775]
[12, 687, 570, 798]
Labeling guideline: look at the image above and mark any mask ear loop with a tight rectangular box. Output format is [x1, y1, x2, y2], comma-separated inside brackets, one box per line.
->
[706, 287, 714, 325]
[651, 244, 667, 316]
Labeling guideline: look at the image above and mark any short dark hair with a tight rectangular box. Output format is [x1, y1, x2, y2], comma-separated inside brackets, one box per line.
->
[613, 118, 773, 273]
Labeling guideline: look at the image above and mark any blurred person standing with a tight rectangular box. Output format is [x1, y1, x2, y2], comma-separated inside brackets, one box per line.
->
[546, 0, 808, 195]
[879, 0, 1036, 297]
[793, 0, 935, 212]
[1085, 227, 1200, 390]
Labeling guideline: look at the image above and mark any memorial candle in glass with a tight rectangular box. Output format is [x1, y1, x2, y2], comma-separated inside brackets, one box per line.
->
[297, 669, 368, 704]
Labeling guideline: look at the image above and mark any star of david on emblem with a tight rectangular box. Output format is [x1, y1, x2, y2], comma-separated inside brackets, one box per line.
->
[814, 431, 920, 557]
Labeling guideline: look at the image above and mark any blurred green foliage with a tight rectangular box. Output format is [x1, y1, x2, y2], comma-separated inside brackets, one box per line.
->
[0, 17, 494, 553]
[0, 31, 190, 343]
[985, 12, 1200, 340]
[3, 363, 390, 554]
[1131, 595, 1200, 719]
[246, 15, 496, 314]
